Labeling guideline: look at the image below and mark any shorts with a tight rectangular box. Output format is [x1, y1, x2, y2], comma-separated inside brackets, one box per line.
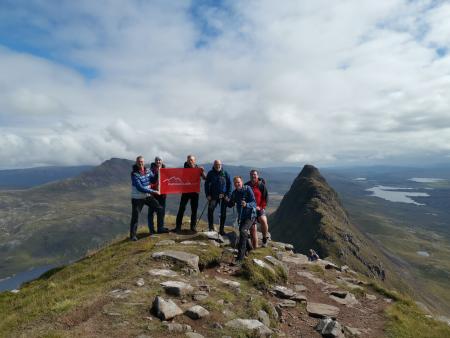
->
[256, 209, 266, 218]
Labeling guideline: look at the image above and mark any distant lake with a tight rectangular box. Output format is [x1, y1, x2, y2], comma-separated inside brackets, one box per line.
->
[366, 185, 429, 205]
[353, 178, 366, 181]
[0, 265, 55, 292]
[409, 178, 445, 183]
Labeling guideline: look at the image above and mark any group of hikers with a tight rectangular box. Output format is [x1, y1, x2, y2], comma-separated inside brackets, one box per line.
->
[129, 155, 271, 261]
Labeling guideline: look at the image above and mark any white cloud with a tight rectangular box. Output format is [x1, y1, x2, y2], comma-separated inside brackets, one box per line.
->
[0, 0, 450, 169]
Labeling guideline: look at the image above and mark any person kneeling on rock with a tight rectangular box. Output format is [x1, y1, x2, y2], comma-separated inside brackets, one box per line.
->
[226, 176, 257, 261]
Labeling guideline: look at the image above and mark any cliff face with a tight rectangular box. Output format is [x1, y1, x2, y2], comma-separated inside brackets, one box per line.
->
[270, 165, 386, 280]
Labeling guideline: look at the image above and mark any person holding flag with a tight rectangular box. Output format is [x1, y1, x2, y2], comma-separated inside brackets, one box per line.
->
[175, 154, 206, 232]
[205, 160, 231, 234]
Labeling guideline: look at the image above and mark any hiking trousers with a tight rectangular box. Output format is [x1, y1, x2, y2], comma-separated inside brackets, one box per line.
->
[148, 194, 166, 233]
[207, 198, 227, 231]
[175, 192, 199, 230]
[129, 196, 161, 238]
[237, 218, 254, 261]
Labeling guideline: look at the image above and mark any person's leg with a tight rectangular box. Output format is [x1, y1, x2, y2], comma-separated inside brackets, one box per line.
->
[190, 193, 199, 231]
[207, 199, 218, 231]
[237, 218, 253, 261]
[130, 199, 144, 240]
[147, 207, 156, 234]
[259, 212, 270, 246]
[156, 196, 167, 232]
[176, 194, 189, 230]
[144, 195, 167, 233]
[219, 198, 227, 235]
[250, 223, 258, 249]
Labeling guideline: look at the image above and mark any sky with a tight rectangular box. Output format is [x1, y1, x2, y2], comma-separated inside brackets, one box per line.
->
[1, 0, 450, 169]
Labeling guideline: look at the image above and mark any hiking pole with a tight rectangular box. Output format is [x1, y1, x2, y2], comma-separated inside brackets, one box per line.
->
[196, 200, 208, 231]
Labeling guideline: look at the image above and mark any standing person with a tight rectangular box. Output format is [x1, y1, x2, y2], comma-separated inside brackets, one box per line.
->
[245, 169, 270, 247]
[227, 176, 257, 261]
[129, 156, 162, 241]
[148, 156, 169, 234]
[205, 160, 231, 234]
[175, 155, 206, 232]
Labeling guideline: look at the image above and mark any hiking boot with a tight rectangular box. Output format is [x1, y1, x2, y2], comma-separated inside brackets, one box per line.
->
[130, 236, 138, 242]
[262, 237, 268, 248]
[149, 227, 156, 235]
[209, 226, 215, 232]
[219, 229, 226, 236]
[157, 227, 169, 234]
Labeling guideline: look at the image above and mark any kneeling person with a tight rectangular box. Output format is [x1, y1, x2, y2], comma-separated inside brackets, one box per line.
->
[227, 176, 257, 261]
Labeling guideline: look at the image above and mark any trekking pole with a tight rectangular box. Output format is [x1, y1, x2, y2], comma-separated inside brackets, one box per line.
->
[196, 200, 208, 231]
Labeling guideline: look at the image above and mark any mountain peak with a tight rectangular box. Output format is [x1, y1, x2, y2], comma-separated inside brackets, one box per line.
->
[298, 164, 321, 179]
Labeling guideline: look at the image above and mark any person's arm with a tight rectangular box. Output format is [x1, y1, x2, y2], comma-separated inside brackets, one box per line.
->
[261, 184, 268, 209]
[227, 191, 236, 207]
[245, 186, 257, 209]
[132, 173, 156, 194]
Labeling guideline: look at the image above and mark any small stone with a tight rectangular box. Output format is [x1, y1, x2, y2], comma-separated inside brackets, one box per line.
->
[222, 309, 235, 317]
[136, 278, 145, 287]
[185, 305, 210, 319]
[155, 239, 176, 246]
[258, 310, 271, 327]
[365, 293, 377, 300]
[148, 269, 178, 277]
[193, 291, 209, 301]
[185, 332, 204, 338]
[151, 296, 183, 320]
[212, 322, 223, 329]
[181, 240, 208, 246]
[292, 294, 307, 302]
[163, 322, 192, 333]
[330, 290, 348, 298]
[272, 285, 296, 299]
[278, 300, 297, 308]
[215, 276, 241, 290]
[330, 293, 358, 306]
[315, 317, 344, 337]
[160, 281, 194, 296]
[344, 326, 362, 336]
[225, 319, 272, 337]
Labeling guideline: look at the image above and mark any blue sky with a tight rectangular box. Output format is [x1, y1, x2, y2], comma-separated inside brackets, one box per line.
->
[0, 0, 450, 169]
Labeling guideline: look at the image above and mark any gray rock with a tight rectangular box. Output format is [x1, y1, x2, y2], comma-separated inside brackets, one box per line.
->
[215, 276, 241, 290]
[155, 239, 176, 246]
[264, 255, 289, 274]
[271, 241, 294, 251]
[268, 303, 279, 322]
[185, 333, 204, 338]
[212, 322, 223, 329]
[294, 284, 307, 292]
[330, 290, 348, 298]
[365, 293, 377, 301]
[110, 289, 133, 299]
[185, 305, 210, 319]
[315, 317, 344, 337]
[162, 322, 192, 333]
[148, 268, 178, 277]
[307, 302, 340, 319]
[330, 293, 358, 306]
[151, 296, 183, 320]
[193, 291, 209, 301]
[344, 326, 362, 336]
[160, 281, 194, 296]
[278, 299, 297, 308]
[181, 240, 208, 246]
[225, 319, 272, 337]
[258, 310, 271, 327]
[152, 250, 200, 271]
[292, 293, 307, 302]
[253, 258, 276, 275]
[272, 285, 296, 299]
[136, 278, 145, 287]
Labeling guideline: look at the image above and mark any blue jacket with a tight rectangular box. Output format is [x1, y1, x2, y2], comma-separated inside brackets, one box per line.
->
[205, 167, 231, 199]
[130, 164, 158, 199]
[228, 185, 257, 221]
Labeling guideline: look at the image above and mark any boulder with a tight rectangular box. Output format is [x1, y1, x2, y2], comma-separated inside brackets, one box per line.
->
[152, 250, 199, 271]
[307, 302, 340, 319]
[151, 296, 183, 320]
[185, 305, 210, 319]
[160, 281, 194, 296]
[148, 269, 178, 277]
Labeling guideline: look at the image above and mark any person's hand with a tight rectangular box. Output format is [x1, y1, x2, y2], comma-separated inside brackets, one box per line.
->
[207, 196, 212, 201]
[153, 190, 160, 196]
[241, 200, 247, 207]
[256, 206, 261, 211]
[219, 194, 224, 199]
[199, 166, 204, 172]
[224, 196, 230, 202]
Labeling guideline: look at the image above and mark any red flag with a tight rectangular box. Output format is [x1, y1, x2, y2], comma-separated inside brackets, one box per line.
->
[159, 168, 202, 194]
